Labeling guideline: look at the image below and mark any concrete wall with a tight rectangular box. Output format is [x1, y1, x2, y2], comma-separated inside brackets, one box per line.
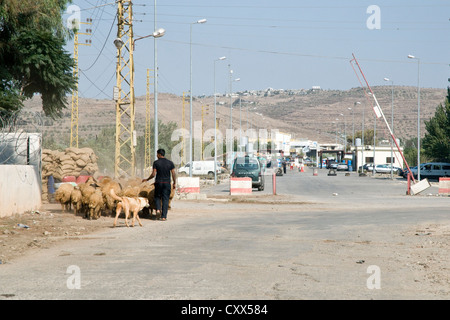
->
[0, 165, 41, 217]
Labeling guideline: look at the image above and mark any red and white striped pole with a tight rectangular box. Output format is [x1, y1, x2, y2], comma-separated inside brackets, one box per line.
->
[272, 172, 276, 195]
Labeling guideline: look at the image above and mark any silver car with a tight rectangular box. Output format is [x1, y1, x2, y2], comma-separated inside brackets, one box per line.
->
[375, 164, 401, 174]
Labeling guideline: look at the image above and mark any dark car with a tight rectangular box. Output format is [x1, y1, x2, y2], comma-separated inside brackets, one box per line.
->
[402, 166, 416, 179]
[231, 156, 265, 191]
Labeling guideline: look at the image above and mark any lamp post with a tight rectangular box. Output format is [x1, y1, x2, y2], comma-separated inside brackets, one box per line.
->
[213, 57, 226, 184]
[361, 101, 365, 172]
[333, 119, 338, 145]
[384, 77, 395, 179]
[130, 28, 165, 163]
[113, 27, 165, 177]
[189, 19, 207, 177]
[131, 28, 165, 49]
[228, 65, 239, 167]
[408, 54, 421, 181]
[340, 113, 347, 152]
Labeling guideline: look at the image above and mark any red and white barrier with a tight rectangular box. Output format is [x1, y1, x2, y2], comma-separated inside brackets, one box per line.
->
[230, 177, 252, 195]
[177, 177, 200, 193]
[438, 178, 450, 195]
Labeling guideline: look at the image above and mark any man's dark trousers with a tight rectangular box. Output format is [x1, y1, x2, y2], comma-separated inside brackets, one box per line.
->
[155, 182, 171, 219]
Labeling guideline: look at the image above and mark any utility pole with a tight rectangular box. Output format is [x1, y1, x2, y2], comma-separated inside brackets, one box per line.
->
[182, 91, 189, 165]
[145, 69, 154, 174]
[201, 105, 209, 159]
[70, 19, 91, 148]
[114, 0, 135, 178]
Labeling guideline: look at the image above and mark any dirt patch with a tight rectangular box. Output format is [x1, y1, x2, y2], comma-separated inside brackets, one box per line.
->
[0, 203, 128, 264]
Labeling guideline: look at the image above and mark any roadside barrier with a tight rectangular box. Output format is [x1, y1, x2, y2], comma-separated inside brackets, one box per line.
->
[177, 177, 200, 193]
[230, 177, 252, 195]
[438, 177, 450, 195]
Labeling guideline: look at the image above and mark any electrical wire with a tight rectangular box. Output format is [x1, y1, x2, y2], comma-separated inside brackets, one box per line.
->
[80, 13, 117, 71]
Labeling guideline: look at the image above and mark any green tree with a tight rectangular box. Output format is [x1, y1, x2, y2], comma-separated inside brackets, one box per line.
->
[422, 88, 450, 162]
[0, 0, 76, 121]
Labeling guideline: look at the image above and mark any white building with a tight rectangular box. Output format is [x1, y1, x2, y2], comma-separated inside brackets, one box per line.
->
[353, 145, 405, 169]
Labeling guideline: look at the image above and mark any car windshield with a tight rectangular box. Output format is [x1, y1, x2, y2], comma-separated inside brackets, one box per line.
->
[234, 158, 259, 169]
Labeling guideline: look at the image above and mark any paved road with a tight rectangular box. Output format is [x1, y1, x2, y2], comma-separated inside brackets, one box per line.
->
[1, 167, 449, 301]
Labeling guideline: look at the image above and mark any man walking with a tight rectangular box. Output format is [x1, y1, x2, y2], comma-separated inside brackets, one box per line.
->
[143, 149, 176, 221]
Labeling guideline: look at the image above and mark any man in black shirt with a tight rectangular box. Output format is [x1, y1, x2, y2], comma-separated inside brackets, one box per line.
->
[143, 149, 176, 221]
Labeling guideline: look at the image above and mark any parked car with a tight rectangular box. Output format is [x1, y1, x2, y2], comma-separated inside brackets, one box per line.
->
[359, 163, 374, 172]
[336, 162, 349, 171]
[410, 162, 450, 180]
[402, 166, 416, 179]
[178, 161, 221, 177]
[231, 156, 265, 191]
[375, 164, 402, 174]
[328, 161, 339, 169]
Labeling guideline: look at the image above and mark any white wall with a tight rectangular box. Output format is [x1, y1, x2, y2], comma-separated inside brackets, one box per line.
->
[0, 165, 41, 217]
[355, 146, 405, 169]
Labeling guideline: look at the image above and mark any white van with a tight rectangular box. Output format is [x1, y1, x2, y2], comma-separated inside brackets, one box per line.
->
[411, 162, 450, 180]
[178, 161, 222, 177]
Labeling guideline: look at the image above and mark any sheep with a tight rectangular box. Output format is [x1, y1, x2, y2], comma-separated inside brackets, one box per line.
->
[88, 188, 104, 220]
[139, 182, 175, 219]
[70, 186, 83, 216]
[139, 182, 156, 217]
[98, 177, 122, 217]
[79, 183, 97, 218]
[54, 183, 74, 212]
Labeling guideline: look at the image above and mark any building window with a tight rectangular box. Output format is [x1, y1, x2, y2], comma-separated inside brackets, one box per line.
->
[365, 157, 374, 163]
[386, 157, 395, 164]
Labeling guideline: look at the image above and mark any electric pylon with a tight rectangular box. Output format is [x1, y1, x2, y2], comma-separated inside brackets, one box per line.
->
[70, 19, 91, 148]
[114, 0, 135, 178]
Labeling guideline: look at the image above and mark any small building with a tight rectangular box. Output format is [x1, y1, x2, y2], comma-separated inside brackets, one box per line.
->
[353, 145, 405, 170]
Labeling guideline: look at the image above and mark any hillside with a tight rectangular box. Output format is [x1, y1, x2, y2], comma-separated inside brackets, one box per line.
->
[19, 86, 447, 146]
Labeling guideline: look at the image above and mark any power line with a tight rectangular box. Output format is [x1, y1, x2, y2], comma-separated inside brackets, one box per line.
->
[80, 13, 117, 71]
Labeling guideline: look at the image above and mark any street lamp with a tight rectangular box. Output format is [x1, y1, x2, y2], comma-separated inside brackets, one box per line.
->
[132, 28, 165, 49]
[113, 26, 165, 177]
[384, 77, 395, 179]
[214, 56, 226, 184]
[127, 28, 165, 163]
[408, 54, 421, 181]
[113, 38, 124, 49]
[228, 67, 239, 167]
[189, 18, 207, 177]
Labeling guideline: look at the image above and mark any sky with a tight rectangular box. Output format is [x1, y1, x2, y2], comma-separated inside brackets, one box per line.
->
[65, 0, 450, 100]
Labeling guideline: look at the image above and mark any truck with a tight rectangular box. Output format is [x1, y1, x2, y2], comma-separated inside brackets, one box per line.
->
[178, 161, 222, 177]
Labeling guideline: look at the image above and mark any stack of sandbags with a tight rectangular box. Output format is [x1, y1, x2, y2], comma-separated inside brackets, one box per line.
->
[41, 147, 99, 203]
[42, 147, 99, 181]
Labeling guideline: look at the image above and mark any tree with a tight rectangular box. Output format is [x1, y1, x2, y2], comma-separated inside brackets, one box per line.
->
[0, 0, 76, 121]
[422, 88, 450, 162]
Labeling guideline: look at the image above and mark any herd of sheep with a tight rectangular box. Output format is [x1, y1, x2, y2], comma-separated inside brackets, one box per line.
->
[54, 176, 174, 222]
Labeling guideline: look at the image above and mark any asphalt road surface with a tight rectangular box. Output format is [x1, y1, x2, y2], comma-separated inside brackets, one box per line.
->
[1, 167, 449, 302]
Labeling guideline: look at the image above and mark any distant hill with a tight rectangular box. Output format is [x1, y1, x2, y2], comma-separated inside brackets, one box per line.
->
[20, 86, 447, 146]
